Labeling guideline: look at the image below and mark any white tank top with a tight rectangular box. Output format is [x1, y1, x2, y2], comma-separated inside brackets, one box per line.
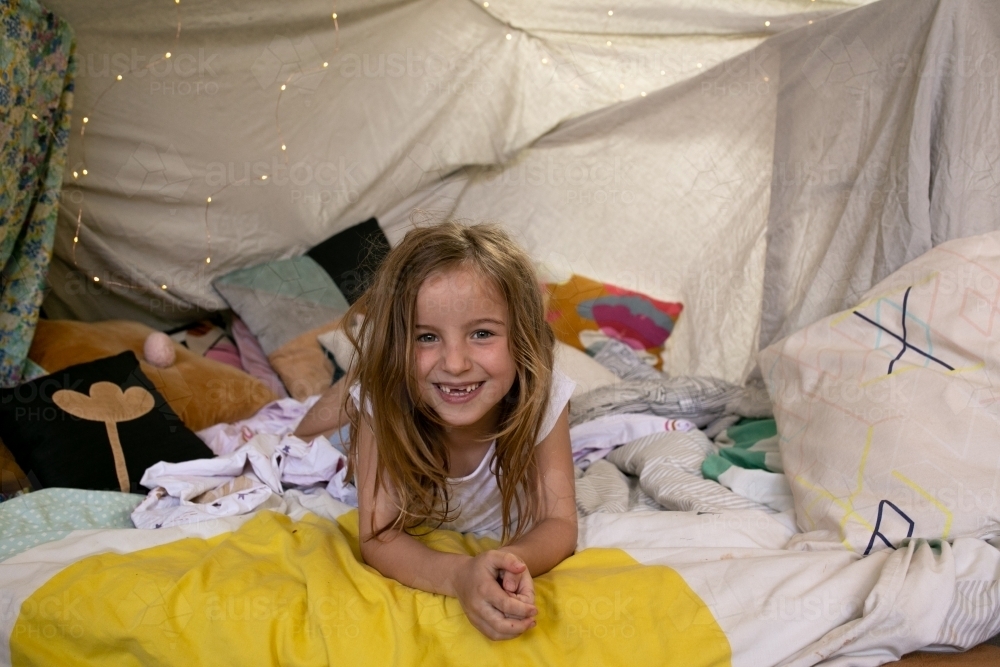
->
[351, 370, 576, 538]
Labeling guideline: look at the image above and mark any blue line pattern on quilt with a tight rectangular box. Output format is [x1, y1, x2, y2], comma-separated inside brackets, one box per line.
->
[852, 287, 955, 374]
[864, 499, 915, 555]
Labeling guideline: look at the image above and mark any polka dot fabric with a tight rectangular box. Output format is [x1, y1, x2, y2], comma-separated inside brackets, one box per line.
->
[0, 488, 143, 562]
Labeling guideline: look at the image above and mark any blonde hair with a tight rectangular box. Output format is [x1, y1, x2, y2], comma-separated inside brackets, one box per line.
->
[344, 221, 554, 544]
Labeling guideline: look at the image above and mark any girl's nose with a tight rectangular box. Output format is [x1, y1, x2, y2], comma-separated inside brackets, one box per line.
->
[441, 341, 473, 375]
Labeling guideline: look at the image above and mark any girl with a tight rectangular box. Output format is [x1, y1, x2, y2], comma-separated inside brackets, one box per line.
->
[296, 222, 577, 641]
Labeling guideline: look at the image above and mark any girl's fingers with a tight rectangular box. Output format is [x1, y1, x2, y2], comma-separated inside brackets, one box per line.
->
[488, 550, 525, 574]
[488, 588, 537, 620]
[476, 600, 536, 640]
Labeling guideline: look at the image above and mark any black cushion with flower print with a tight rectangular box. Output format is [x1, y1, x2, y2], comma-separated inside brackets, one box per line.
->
[0, 351, 213, 493]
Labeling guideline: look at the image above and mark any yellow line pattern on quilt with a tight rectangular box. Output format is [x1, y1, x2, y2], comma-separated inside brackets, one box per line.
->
[891, 470, 953, 540]
[794, 425, 876, 549]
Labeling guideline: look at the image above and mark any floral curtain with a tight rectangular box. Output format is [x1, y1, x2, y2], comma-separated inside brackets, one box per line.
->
[0, 0, 74, 386]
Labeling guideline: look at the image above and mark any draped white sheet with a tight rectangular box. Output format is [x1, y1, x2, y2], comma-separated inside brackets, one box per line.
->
[44, 0, 880, 383]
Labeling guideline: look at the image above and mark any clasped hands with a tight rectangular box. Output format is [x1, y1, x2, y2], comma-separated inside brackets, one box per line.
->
[452, 550, 538, 641]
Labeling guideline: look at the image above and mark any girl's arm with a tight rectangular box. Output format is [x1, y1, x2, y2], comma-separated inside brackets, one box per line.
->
[354, 417, 538, 639]
[496, 405, 578, 577]
[294, 378, 349, 439]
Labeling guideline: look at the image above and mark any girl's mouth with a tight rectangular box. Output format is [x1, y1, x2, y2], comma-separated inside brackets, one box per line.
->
[434, 382, 485, 403]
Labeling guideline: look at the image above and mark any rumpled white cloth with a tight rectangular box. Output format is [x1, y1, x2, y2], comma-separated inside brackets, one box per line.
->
[197, 396, 322, 455]
[131, 432, 356, 529]
[570, 413, 696, 469]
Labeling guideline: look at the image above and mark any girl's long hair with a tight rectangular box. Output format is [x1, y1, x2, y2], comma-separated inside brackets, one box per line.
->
[343, 221, 554, 544]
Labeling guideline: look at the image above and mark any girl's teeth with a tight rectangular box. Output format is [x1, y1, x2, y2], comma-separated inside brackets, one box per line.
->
[441, 383, 481, 395]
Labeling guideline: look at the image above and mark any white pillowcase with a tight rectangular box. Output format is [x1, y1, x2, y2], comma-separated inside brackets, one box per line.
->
[554, 342, 620, 399]
[760, 231, 1000, 554]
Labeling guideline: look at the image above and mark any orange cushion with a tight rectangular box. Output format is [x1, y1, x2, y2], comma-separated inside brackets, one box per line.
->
[0, 437, 30, 494]
[268, 319, 343, 401]
[28, 320, 278, 432]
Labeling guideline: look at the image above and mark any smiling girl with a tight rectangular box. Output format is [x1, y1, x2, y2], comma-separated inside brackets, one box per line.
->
[299, 222, 577, 640]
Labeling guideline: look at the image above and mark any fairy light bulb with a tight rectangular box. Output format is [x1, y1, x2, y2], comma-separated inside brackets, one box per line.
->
[73, 236, 79, 243]
[261, 175, 268, 180]
[161, 284, 167, 290]
[205, 257, 211, 264]
[280, 84, 286, 90]
[506, 33, 511, 40]
[93, 276, 100, 282]
[281, 144, 287, 150]
[31, 113, 38, 119]
[764, 20, 771, 26]
[165, 52, 171, 58]
[82, 169, 88, 175]
[116, 74, 123, 81]
[206, 197, 212, 203]
[323, 62, 328, 67]
[608, 10, 613, 16]
[331, 12, 337, 19]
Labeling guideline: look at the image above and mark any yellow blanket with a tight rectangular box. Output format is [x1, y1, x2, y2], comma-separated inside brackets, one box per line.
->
[11, 510, 730, 666]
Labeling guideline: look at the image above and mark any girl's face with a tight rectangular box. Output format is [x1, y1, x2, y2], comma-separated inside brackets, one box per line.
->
[413, 265, 517, 442]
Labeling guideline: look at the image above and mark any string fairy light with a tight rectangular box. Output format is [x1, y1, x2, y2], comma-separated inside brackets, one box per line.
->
[66, 1, 342, 295]
[273, 3, 339, 166]
[67, 0, 186, 291]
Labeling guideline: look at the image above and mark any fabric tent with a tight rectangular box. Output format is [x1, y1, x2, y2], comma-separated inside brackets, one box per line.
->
[38, 0, 998, 385]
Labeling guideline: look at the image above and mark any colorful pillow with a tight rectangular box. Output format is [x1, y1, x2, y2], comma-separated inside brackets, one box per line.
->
[231, 316, 288, 399]
[169, 320, 243, 371]
[28, 319, 278, 432]
[545, 274, 683, 370]
[760, 231, 1000, 554]
[214, 218, 389, 398]
[0, 352, 214, 492]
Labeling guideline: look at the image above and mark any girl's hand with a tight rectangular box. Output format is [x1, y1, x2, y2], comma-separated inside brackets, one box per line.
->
[452, 550, 538, 640]
[496, 550, 535, 613]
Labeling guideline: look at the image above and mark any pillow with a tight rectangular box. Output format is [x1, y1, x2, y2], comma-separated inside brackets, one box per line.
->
[760, 231, 1000, 554]
[231, 316, 288, 399]
[169, 320, 243, 370]
[553, 342, 621, 399]
[268, 319, 344, 400]
[214, 218, 389, 397]
[545, 274, 683, 370]
[0, 351, 214, 492]
[28, 319, 278, 432]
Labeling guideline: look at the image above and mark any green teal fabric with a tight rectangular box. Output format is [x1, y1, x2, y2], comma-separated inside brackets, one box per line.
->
[0, 0, 75, 387]
[702, 418, 778, 481]
[701, 455, 733, 482]
[213, 255, 349, 355]
[724, 419, 778, 448]
[0, 488, 144, 562]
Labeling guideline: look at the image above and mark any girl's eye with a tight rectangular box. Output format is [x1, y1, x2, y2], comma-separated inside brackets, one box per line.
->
[416, 333, 437, 343]
[472, 330, 494, 340]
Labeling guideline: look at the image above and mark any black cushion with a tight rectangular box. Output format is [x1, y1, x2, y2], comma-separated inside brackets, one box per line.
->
[307, 217, 390, 304]
[0, 351, 213, 493]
